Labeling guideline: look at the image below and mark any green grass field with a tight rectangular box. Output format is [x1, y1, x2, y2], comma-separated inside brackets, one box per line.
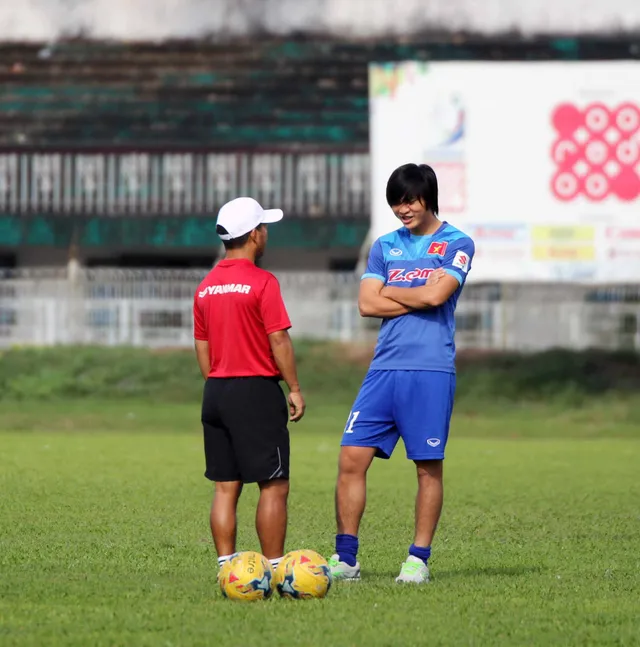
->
[1, 396, 639, 647]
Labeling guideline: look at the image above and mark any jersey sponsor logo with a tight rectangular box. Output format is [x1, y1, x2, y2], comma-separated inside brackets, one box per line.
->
[427, 241, 448, 256]
[198, 284, 252, 298]
[388, 267, 435, 283]
[389, 248, 403, 256]
[452, 251, 470, 273]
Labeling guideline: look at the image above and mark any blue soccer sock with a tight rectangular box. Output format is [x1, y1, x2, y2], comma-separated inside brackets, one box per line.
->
[335, 534, 359, 567]
[409, 543, 431, 566]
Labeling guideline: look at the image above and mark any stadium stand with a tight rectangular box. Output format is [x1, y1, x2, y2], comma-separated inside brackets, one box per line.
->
[1, 37, 638, 147]
[1, 36, 638, 268]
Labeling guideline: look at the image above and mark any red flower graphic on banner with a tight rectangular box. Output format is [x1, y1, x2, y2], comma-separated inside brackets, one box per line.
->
[550, 103, 640, 202]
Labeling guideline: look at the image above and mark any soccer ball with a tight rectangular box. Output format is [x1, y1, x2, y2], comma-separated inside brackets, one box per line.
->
[218, 551, 274, 601]
[275, 549, 332, 599]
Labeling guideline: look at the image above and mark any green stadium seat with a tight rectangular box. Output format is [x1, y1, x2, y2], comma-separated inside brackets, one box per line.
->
[0, 37, 636, 147]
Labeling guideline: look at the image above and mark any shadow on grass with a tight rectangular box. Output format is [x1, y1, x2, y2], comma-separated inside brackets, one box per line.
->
[434, 565, 544, 580]
[371, 565, 543, 581]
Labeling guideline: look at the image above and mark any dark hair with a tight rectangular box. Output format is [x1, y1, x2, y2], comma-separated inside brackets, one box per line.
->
[386, 163, 439, 215]
[216, 225, 251, 250]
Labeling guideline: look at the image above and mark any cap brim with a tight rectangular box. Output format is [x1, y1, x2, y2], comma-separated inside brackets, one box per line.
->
[261, 209, 284, 224]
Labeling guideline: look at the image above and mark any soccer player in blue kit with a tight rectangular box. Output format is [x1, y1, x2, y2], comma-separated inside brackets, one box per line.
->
[328, 163, 475, 584]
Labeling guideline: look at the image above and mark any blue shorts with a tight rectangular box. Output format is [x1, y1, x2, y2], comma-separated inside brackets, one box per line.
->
[341, 370, 456, 461]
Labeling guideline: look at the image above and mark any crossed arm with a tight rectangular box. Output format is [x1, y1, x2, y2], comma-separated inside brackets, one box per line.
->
[358, 278, 413, 317]
[358, 270, 460, 318]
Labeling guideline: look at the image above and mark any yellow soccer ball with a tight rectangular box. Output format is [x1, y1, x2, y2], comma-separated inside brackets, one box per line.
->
[275, 549, 332, 600]
[218, 551, 274, 601]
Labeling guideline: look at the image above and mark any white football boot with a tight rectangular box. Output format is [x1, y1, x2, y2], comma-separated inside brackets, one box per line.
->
[327, 554, 361, 581]
[395, 555, 430, 583]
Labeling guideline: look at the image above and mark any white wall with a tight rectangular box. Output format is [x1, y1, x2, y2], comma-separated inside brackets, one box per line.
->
[3, 0, 640, 41]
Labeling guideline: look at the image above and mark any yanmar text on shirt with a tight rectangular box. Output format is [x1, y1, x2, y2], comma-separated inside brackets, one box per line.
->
[193, 259, 291, 378]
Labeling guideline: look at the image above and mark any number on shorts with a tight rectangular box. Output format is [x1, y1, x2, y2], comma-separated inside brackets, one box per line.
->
[344, 410, 361, 434]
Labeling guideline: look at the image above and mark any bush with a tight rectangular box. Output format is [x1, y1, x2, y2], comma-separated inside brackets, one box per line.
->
[456, 348, 640, 405]
[0, 344, 638, 405]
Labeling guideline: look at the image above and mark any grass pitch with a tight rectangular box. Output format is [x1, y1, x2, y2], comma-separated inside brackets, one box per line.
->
[1, 400, 639, 647]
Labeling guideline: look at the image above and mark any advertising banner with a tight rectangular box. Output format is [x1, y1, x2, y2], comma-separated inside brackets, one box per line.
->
[369, 61, 640, 283]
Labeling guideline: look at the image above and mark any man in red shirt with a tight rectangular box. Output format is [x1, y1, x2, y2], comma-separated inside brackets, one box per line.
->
[193, 197, 305, 572]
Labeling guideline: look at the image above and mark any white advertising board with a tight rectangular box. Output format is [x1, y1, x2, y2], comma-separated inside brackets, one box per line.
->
[369, 61, 640, 283]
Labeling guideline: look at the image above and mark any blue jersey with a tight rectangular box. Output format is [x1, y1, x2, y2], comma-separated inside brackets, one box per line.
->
[362, 222, 475, 373]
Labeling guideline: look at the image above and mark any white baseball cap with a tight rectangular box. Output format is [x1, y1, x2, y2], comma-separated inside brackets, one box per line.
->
[216, 197, 284, 241]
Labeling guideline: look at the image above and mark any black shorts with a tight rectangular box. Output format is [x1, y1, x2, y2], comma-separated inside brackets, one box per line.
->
[201, 376, 290, 484]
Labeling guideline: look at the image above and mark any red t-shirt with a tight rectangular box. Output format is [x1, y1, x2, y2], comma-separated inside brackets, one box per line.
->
[193, 259, 291, 378]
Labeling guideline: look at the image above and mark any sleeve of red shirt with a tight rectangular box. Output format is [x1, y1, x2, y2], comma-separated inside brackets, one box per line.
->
[193, 294, 208, 340]
[260, 274, 292, 335]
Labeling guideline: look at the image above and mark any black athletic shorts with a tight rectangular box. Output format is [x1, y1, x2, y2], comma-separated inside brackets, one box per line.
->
[201, 376, 290, 483]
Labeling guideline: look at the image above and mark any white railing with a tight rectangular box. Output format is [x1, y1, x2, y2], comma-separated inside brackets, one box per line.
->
[0, 268, 639, 350]
[0, 151, 370, 217]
